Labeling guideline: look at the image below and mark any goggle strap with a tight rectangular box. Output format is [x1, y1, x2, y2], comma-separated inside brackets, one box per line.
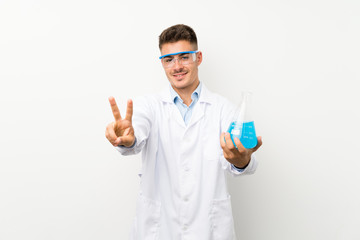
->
[159, 50, 199, 59]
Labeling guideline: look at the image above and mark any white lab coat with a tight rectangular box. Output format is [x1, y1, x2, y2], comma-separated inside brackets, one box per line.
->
[116, 84, 258, 240]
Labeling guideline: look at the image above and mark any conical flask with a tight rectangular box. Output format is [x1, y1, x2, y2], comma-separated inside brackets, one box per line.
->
[227, 91, 258, 149]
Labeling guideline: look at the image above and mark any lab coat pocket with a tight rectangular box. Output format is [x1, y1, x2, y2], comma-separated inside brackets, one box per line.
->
[209, 195, 236, 240]
[132, 195, 161, 240]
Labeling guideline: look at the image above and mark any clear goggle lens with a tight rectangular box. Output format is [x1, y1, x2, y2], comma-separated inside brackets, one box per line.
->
[159, 51, 198, 68]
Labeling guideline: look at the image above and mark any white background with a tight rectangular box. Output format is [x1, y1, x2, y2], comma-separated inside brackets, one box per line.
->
[1, 0, 359, 239]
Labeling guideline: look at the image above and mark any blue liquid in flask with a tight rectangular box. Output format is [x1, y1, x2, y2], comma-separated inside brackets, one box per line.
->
[227, 121, 257, 149]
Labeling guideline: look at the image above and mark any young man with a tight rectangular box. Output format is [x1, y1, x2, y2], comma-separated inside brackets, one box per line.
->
[105, 24, 262, 240]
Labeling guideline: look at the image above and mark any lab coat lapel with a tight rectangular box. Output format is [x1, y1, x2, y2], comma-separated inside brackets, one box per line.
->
[159, 87, 186, 128]
[187, 84, 213, 128]
[187, 102, 205, 128]
[170, 104, 186, 128]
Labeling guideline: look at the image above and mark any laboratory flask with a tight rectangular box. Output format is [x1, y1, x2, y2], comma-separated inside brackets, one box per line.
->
[227, 91, 258, 149]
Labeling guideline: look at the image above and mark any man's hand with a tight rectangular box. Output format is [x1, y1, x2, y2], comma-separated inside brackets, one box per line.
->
[220, 132, 262, 168]
[105, 97, 135, 147]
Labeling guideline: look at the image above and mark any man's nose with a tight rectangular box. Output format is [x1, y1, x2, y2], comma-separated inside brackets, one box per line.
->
[173, 58, 183, 68]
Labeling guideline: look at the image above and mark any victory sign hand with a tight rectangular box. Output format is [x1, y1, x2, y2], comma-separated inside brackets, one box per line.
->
[105, 97, 135, 147]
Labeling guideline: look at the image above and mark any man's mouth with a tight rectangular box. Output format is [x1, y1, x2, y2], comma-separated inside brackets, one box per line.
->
[172, 72, 187, 79]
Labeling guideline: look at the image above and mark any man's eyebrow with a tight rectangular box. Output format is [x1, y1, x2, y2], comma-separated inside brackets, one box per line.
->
[166, 53, 190, 58]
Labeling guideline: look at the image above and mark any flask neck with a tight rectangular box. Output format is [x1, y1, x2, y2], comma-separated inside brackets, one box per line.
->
[234, 91, 253, 123]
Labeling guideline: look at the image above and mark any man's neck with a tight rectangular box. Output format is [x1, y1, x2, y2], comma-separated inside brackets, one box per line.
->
[173, 81, 200, 106]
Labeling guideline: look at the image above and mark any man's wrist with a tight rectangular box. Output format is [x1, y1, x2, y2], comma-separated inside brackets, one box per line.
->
[233, 162, 249, 170]
[233, 157, 251, 169]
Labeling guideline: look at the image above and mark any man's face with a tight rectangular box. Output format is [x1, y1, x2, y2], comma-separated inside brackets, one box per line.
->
[160, 40, 202, 92]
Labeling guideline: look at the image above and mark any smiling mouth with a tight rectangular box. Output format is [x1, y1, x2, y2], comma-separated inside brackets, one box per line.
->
[173, 72, 187, 79]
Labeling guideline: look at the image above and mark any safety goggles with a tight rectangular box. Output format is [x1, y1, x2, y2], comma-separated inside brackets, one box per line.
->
[159, 51, 199, 68]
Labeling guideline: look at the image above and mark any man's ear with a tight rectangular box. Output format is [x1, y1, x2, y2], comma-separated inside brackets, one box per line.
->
[197, 51, 203, 66]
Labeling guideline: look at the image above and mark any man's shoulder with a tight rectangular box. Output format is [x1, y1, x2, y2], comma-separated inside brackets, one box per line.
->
[201, 85, 233, 106]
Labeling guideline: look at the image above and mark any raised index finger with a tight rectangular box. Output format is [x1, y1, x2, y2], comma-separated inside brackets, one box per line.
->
[108, 96, 122, 121]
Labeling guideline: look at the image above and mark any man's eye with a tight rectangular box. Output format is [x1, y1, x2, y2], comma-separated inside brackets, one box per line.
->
[164, 58, 173, 63]
[181, 56, 189, 60]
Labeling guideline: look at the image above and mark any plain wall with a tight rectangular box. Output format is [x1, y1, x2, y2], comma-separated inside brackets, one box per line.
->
[0, 0, 359, 239]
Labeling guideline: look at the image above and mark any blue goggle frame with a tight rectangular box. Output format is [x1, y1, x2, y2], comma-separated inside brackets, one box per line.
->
[159, 50, 199, 59]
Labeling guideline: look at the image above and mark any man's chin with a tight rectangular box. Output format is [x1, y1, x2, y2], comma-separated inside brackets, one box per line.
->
[171, 82, 187, 90]
[170, 78, 185, 85]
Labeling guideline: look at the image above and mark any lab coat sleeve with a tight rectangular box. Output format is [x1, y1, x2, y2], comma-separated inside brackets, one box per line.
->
[115, 96, 153, 156]
[223, 153, 258, 177]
